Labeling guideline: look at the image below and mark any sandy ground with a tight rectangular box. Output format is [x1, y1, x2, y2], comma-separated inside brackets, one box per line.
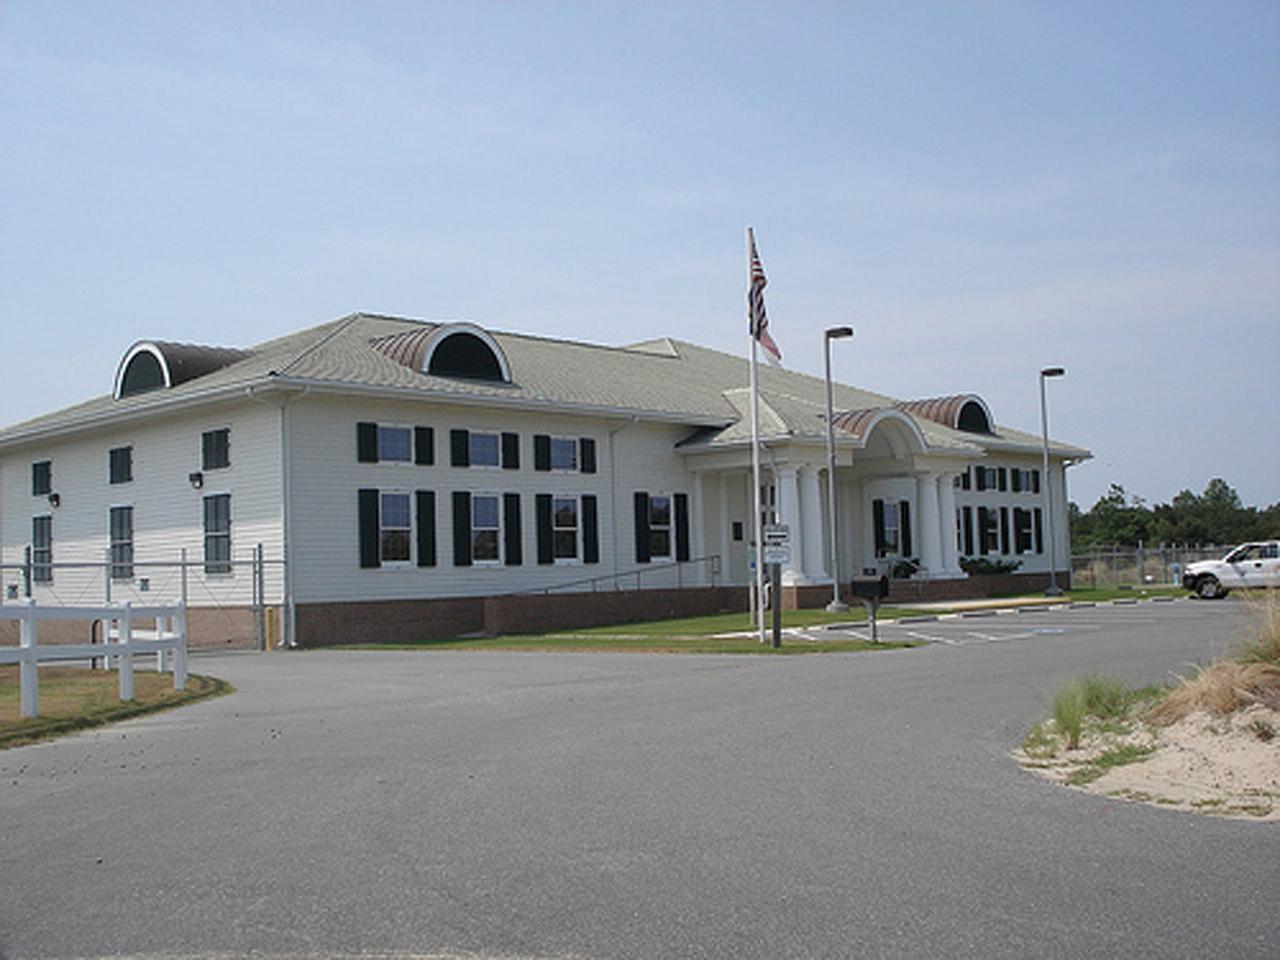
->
[1017, 705, 1280, 821]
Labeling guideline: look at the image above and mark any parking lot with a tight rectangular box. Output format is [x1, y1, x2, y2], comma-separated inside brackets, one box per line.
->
[1, 599, 1274, 959]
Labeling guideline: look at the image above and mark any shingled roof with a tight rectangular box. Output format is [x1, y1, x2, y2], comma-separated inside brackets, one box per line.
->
[0, 312, 1091, 461]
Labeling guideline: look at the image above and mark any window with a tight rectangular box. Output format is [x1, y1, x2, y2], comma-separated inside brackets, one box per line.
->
[379, 492, 410, 563]
[549, 438, 577, 471]
[469, 432, 500, 468]
[1014, 508, 1034, 554]
[109, 506, 133, 580]
[954, 469, 971, 491]
[203, 494, 232, 574]
[358, 422, 433, 465]
[109, 446, 133, 484]
[472, 494, 501, 562]
[881, 502, 900, 555]
[201, 428, 231, 470]
[975, 466, 998, 492]
[378, 426, 412, 463]
[32, 516, 52, 584]
[646, 495, 671, 559]
[1010, 468, 1040, 494]
[978, 507, 998, 554]
[31, 460, 52, 496]
[553, 497, 579, 560]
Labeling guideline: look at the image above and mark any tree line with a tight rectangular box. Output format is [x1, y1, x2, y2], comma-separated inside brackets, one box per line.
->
[1069, 478, 1280, 547]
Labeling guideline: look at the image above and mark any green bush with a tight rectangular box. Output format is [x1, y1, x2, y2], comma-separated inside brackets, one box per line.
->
[1078, 672, 1131, 719]
[959, 557, 1023, 575]
[1052, 685, 1086, 749]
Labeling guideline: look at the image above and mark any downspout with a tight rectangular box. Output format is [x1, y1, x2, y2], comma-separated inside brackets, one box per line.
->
[247, 381, 308, 647]
[608, 416, 640, 584]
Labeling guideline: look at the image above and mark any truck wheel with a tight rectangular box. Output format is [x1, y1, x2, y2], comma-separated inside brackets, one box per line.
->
[1196, 575, 1222, 599]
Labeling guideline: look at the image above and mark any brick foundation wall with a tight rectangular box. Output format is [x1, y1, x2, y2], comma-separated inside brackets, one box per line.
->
[483, 587, 747, 637]
[0, 605, 262, 650]
[295, 596, 487, 647]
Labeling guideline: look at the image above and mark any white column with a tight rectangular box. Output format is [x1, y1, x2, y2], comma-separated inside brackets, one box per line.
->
[799, 465, 827, 582]
[916, 473, 943, 578]
[939, 473, 962, 576]
[691, 471, 705, 584]
[718, 472, 732, 585]
[776, 465, 806, 584]
[840, 480, 857, 580]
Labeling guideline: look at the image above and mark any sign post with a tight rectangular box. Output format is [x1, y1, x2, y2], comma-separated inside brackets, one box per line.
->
[762, 525, 790, 648]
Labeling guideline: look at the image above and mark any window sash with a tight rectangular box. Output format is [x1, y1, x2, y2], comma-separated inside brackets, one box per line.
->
[469, 433, 500, 467]
[32, 461, 52, 496]
[203, 494, 232, 574]
[472, 494, 500, 562]
[649, 494, 672, 558]
[378, 492, 411, 563]
[109, 506, 134, 580]
[553, 496, 578, 560]
[377, 426, 412, 463]
[32, 516, 52, 583]
[549, 438, 577, 471]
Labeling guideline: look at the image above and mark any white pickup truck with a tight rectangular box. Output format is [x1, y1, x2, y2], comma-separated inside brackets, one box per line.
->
[1182, 541, 1280, 598]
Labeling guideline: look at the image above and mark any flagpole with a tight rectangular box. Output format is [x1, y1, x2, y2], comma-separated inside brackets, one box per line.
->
[747, 227, 767, 644]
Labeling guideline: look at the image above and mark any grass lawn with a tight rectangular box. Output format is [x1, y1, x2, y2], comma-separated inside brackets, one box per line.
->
[350, 605, 930, 653]
[1061, 585, 1188, 603]
[0, 666, 230, 749]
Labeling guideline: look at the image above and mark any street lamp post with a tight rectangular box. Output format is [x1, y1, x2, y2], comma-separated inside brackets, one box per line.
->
[824, 326, 855, 612]
[1039, 366, 1066, 597]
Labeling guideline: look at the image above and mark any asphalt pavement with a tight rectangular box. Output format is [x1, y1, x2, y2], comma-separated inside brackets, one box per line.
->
[1, 599, 1275, 959]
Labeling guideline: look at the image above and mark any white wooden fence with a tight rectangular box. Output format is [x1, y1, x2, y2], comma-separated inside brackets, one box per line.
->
[0, 600, 188, 719]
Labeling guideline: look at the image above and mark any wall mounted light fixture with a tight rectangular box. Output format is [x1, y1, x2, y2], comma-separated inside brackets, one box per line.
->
[47, 492, 61, 508]
[188, 472, 204, 489]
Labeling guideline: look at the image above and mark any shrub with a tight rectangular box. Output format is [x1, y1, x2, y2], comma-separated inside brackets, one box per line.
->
[1237, 588, 1280, 665]
[1078, 672, 1131, 720]
[960, 557, 1023, 576]
[892, 557, 919, 579]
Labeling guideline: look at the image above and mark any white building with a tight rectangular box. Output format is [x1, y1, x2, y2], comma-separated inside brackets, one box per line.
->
[0, 313, 1089, 646]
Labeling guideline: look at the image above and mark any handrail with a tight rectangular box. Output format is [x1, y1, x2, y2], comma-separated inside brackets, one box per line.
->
[514, 554, 722, 596]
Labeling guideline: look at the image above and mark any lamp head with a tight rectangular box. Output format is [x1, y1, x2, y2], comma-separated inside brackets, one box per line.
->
[1040, 366, 1066, 378]
[825, 326, 855, 340]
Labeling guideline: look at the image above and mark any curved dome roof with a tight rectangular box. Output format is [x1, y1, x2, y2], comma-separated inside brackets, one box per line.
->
[114, 341, 251, 399]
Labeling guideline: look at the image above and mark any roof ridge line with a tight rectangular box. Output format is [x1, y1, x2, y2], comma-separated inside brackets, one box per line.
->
[275, 314, 363, 375]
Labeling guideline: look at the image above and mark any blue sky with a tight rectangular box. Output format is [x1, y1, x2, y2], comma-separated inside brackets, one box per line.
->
[2, 1, 1277, 511]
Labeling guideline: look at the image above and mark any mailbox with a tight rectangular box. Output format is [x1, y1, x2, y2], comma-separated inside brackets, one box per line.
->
[849, 575, 889, 601]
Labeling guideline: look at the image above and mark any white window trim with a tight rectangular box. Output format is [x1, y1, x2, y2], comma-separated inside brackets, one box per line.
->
[202, 490, 235, 577]
[649, 492, 673, 561]
[376, 423, 414, 466]
[471, 491, 503, 566]
[109, 502, 135, 581]
[552, 493, 582, 565]
[378, 489, 413, 568]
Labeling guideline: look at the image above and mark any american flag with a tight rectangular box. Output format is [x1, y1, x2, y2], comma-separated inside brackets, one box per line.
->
[747, 230, 782, 365]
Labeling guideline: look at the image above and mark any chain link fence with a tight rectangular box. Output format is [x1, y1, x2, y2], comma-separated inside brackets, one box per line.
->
[1069, 543, 1230, 589]
[1, 545, 285, 649]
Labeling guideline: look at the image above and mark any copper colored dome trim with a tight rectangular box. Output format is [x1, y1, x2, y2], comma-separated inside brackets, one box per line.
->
[895, 394, 992, 433]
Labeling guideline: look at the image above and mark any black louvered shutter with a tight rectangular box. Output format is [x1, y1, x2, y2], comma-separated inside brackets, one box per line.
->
[674, 493, 690, 562]
[997, 467, 1007, 492]
[1034, 508, 1044, 554]
[1011, 469, 1022, 493]
[358, 489, 380, 568]
[535, 493, 554, 565]
[873, 499, 886, 555]
[1000, 507, 1010, 554]
[634, 491, 651, 563]
[452, 491, 472, 566]
[975, 468, 987, 492]
[978, 507, 989, 552]
[579, 438, 597, 474]
[416, 491, 436, 567]
[900, 501, 912, 557]
[962, 506, 974, 555]
[501, 432, 520, 470]
[1032, 470, 1041, 494]
[503, 493, 522, 566]
[357, 423, 379, 463]
[450, 429, 470, 467]
[414, 427, 434, 466]
[582, 495, 599, 564]
[534, 434, 551, 471]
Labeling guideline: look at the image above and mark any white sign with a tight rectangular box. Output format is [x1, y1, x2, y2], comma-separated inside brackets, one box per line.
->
[762, 544, 790, 565]
[763, 524, 790, 546]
